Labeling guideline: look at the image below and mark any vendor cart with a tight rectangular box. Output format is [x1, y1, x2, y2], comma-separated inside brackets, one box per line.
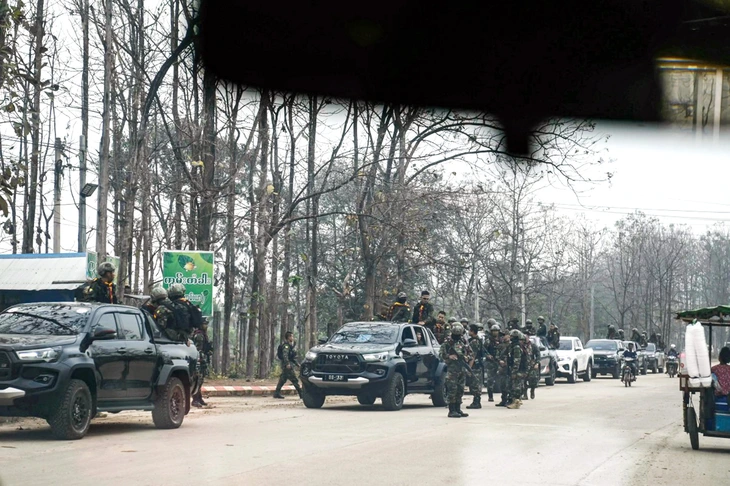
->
[676, 305, 730, 450]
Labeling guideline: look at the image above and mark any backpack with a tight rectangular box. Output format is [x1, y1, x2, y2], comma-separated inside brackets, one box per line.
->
[74, 280, 95, 302]
[277, 343, 285, 360]
[169, 299, 192, 331]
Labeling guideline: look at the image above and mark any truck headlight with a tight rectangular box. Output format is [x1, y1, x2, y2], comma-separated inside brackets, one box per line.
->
[362, 352, 389, 362]
[305, 351, 318, 361]
[16, 347, 61, 363]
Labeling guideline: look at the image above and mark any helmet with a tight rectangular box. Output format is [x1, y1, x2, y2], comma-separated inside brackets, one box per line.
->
[670, 344, 676, 349]
[526, 319, 533, 325]
[460, 317, 468, 324]
[632, 328, 638, 332]
[609, 325, 615, 330]
[168, 283, 186, 299]
[618, 328, 624, 333]
[490, 324, 500, 331]
[448, 317, 457, 323]
[487, 318, 497, 327]
[510, 329, 521, 339]
[450, 324, 464, 336]
[537, 316, 545, 322]
[97, 262, 116, 276]
[397, 291, 407, 299]
[474, 322, 483, 330]
[149, 286, 168, 302]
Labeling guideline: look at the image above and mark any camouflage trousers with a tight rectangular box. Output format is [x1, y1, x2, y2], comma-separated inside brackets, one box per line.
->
[163, 328, 189, 343]
[485, 364, 499, 391]
[527, 367, 540, 389]
[276, 366, 300, 392]
[445, 367, 466, 404]
[498, 366, 510, 402]
[468, 366, 482, 397]
[510, 371, 526, 400]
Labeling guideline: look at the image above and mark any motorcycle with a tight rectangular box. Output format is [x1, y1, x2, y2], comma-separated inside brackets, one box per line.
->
[666, 355, 679, 378]
[622, 358, 637, 387]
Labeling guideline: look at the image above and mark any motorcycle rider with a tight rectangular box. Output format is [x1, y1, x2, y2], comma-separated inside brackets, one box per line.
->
[622, 342, 639, 381]
[666, 344, 679, 375]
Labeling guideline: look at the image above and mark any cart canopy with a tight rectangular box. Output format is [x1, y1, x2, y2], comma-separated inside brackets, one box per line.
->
[676, 305, 730, 324]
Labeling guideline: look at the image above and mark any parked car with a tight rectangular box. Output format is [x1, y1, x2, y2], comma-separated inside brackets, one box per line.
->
[641, 343, 665, 373]
[556, 337, 594, 383]
[621, 340, 648, 375]
[585, 339, 625, 379]
[530, 336, 557, 386]
[299, 321, 447, 410]
[0, 302, 202, 440]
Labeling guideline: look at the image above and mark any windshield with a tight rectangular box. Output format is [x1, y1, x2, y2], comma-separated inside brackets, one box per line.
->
[586, 340, 617, 351]
[645, 343, 656, 352]
[0, 304, 90, 336]
[558, 339, 573, 351]
[330, 323, 399, 345]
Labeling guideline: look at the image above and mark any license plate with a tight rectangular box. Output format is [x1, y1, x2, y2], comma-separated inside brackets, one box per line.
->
[324, 374, 347, 382]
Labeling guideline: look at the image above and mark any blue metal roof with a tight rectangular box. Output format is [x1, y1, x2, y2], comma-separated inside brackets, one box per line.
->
[0, 253, 85, 259]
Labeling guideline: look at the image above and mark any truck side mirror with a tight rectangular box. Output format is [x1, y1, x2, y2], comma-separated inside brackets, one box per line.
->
[318, 338, 328, 345]
[92, 328, 117, 341]
[402, 338, 418, 348]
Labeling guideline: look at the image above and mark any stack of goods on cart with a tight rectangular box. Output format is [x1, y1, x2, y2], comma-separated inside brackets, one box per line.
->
[684, 320, 712, 388]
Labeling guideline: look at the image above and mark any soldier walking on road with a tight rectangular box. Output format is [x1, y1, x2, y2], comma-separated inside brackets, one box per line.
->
[507, 330, 526, 409]
[484, 320, 501, 403]
[496, 332, 511, 407]
[274, 331, 303, 399]
[439, 324, 469, 418]
[526, 334, 541, 400]
[466, 324, 485, 409]
[192, 319, 212, 407]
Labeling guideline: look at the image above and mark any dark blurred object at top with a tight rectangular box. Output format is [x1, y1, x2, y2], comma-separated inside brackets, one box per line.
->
[200, 1, 730, 155]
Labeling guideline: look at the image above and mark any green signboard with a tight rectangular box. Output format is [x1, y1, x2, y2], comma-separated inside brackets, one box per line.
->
[85, 251, 121, 285]
[162, 250, 214, 317]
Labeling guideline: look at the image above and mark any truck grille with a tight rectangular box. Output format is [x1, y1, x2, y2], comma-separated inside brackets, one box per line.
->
[0, 351, 11, 380]
[313, 353, 362, 373]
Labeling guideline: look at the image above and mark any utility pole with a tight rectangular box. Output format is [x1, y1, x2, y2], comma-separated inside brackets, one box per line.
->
[53, 138, 63, 253]
[473, 257, 479, 323]
[78, 0, 89, 253]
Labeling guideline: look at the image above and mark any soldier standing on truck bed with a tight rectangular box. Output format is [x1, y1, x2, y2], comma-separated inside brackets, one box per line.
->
[387, 292, 411, 322]
[168, 283, 202, 344]
[78, 262, 119, 304]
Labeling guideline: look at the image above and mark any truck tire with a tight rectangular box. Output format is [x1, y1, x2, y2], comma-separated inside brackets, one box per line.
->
[431, 377, 447, 407]
[48, 379, 93, 440]
[583, 362, 592, 382]
[641, 362, 647, 375]
[658, 366, 664, 374]
[652, 362, 658, 374]
[301, 386, 326, 409]
[612, 363, 620, 379]
[545, 363, 556, 386]
[357, 394, 376, 406]
[381, 372, 405, 411]
[152, 376, 186, 429]
[567, 363, 577, 383]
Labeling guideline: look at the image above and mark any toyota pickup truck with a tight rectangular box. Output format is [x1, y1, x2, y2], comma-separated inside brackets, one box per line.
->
[556, 336, 594, 383]
[0, 302, 202, 439]
[300, 321, 448, 410]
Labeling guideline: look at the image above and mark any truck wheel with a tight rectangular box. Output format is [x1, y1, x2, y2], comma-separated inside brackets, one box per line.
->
[583, 362, 592, 382]
[357, 394, 376, 406]
[652, 363, 658, 374]
[381, 372, 405, 411]
[658, 367, 664, 374]
[48, 379, 93, 440]
[152, 377, 186, 429]
[567, 363, 577, 383]
[545, 363, 556, 386]
[301, 386, 326, 409]
[641, 363, 647, 375]
[431, 377, 447, 407]
[687, 407, 699, 450]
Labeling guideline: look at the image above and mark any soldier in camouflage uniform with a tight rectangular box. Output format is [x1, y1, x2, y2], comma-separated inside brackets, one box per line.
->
[191, 319, 212, 407]
[507, 329, 526, 409]
[80, 262, 119, 304]
[387, 292, 412, 322]
[439, 323, 470, 418]
[466, 324, 485, 409]
[274, 331, 303, 399]
[433, 311, 447, 344]
[484, 319, 501, 403]
[524, 319, 536, 336]
[143, 287, 187, 343]
[526, 333, 541, 400]
[495, 329, 512, 407]
[168, 283, 202, 343]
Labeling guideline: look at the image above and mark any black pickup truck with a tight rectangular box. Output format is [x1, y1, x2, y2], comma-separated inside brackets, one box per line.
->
[0, 302, 202, 439]
[299, 321, 448, 410]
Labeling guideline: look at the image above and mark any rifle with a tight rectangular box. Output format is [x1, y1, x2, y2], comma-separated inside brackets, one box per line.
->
[445, 342, 475, 379]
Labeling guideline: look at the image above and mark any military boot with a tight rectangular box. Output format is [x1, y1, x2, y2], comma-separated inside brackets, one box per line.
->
[448, 403, 461, 418]
[272, 390, 285, 399]
[521, 390, 528, 400]
[506, 399, 522, 409]
[530, 388, 535, 400]
[457, 401, 469, 417]
[466, 396, 481, 409]
[487, 390, 494, 402]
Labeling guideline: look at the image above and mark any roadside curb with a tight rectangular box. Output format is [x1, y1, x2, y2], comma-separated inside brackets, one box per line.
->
[201, 385, 296, 396]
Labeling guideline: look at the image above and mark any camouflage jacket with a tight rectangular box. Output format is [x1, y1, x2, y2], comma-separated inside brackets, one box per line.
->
[439, 338, 468, 367]
[279, 342, 298, 366]
[388, 302, 411, 322]
[152, 299, 176, 330]
[508, 341, 525, 373]
[468, 336, 486, 366]
[83, 278, 118, 304]
[411, 302, 436, 327]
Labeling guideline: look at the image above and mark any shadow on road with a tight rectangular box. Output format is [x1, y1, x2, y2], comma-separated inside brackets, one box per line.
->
[0, 420, 157, 443]
[320, 403, 438, 412]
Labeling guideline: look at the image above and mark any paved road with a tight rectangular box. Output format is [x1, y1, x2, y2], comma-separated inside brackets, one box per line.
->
[1, 373, 728, 486]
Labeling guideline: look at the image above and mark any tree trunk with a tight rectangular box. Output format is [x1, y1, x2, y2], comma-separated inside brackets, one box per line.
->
[95, 0, 112, 259]
[22, 0, 45, 254]
[255, 90, 271, 379]
[197, 67, 216, 250]
[305, 94, 319, 352]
